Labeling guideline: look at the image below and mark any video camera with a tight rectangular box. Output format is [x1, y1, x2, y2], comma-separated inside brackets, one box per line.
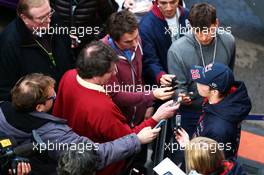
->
[0, 132, 37, 175]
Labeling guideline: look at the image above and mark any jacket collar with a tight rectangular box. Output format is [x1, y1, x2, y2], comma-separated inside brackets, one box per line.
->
[29, 111, 67, 124]
[152, 1, 184, 20]
[16, 17, 37, 46]
[102, 35, 143, 61]
[16, 15, 58, 47]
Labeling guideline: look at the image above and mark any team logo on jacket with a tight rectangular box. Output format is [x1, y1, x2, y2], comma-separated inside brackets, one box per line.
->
[191, 69, 200, 80]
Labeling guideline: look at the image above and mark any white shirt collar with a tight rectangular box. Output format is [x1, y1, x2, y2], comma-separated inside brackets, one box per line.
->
[76, 74, 106, 94]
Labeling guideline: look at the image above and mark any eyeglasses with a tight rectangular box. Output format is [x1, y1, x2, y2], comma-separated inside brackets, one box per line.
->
[46, 92, 56, 101]
[34, 8, 55, 24]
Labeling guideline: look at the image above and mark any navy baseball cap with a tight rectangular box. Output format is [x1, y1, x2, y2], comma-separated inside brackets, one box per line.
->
[190, 63, 234, 93]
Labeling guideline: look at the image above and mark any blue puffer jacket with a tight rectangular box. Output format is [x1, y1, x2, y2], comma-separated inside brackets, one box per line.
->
[195, 81, 252, 159]
[139, 4, 189, 84]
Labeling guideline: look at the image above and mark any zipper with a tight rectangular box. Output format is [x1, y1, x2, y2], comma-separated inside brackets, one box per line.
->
[128, 59, 137, 127]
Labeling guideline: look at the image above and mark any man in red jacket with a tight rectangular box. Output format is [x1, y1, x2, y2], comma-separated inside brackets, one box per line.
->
[53, 41, 180, 175]
[101, 10, 175, 127]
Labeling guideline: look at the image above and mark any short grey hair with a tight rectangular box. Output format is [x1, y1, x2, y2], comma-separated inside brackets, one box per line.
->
[57, 146, 98, 175]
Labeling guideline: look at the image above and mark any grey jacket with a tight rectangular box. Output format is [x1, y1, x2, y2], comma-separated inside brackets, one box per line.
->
[0, 105, 141, 175]
[167, 31, 236, 111]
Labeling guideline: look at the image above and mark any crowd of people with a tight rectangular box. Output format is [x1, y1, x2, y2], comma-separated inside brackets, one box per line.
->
[0, 0, 251, 175]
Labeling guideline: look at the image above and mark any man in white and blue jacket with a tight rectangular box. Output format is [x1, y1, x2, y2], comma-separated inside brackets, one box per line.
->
[139, 0, 189, 85]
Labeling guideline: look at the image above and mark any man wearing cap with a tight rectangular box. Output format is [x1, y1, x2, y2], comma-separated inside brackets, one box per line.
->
[176, 63, 251, 159]
[168, 2, 236, 139]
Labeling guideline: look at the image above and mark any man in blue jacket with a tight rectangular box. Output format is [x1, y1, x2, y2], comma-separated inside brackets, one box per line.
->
[139, 0, 189, 85]
[176, 63, 252, 159]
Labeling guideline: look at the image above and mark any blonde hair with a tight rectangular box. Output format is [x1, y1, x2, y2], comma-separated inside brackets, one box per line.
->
[185, 137, 225, 174]
[17, 0, 48, 17]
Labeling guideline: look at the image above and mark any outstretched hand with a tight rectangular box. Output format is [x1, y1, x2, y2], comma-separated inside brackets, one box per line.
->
[152, 100, 180, 122]
[174, 128, 190, 148]
[137, 127, 161, 144]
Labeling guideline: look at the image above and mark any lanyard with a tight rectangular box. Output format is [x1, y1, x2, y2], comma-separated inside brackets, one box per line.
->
[194, 34, 217, 68]
[35, 39, 56, 66]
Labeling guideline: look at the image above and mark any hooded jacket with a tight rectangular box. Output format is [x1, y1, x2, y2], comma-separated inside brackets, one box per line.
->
[168, 31, 236, 112]
[102, 35, 155, 126]
[0, 101, 141, 175]
[195, 81, 252, 159]
[139, 2, 189, 84]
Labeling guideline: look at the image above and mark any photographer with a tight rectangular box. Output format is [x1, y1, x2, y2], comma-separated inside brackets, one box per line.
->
[0, 73, 162, 175]
[0, 131, 31, 175]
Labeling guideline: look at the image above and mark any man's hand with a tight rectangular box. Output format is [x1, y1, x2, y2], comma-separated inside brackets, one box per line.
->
[137, 127, 161, 144]
[152, 100, 180, 121]
[145, 106, 154, 119]
[9, 162, 31, 175]
[70, 34, 81, 48]
[160, 74, 176, 86]
[174, 128, 190, 148]
[178, 92, 192, 105]
[153, 87, 175, 100]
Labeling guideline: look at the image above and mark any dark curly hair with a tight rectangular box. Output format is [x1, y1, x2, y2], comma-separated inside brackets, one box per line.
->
[188, 3, 217, 29]
[107, 10, 138, 42]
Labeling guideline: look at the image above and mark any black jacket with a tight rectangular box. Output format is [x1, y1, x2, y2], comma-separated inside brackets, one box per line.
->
[0, 16, 75, 101]
[195, 81, 252, 159]
[51, 0, 118, 43]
